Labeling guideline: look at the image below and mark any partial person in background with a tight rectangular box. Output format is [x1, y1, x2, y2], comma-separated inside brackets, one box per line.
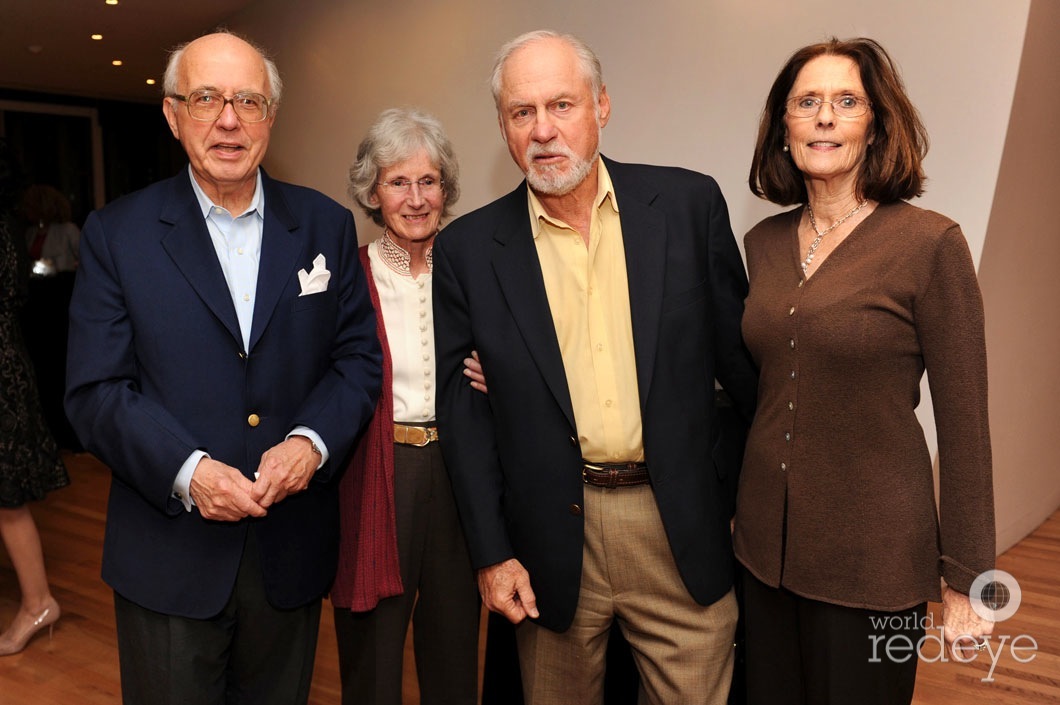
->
[21, 184, 80, 274]
[0, 139, 69, 656]
[65, 32, 380, 704]
[331, 107, 479, 705]
[17, 184, 81, 451]
[737, 37, 995, 705]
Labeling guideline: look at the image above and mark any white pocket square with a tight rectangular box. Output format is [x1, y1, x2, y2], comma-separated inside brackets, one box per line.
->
[298, 254, 331, 296]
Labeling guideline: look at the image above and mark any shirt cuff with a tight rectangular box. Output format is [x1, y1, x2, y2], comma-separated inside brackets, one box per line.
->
[287, 427, 328, 470]
[173, 450, 208, 512]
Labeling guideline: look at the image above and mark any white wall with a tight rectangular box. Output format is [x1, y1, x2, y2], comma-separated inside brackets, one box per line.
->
[230, 0, 1027, 262]
[978, 0, 1060, 551]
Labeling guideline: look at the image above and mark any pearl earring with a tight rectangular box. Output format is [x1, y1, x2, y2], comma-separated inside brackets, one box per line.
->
[782, 144, 789, 152]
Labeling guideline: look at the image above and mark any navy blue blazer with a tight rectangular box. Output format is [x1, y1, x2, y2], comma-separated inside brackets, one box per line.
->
[434, 157, 758, 632]
[66, 170, 381, 618]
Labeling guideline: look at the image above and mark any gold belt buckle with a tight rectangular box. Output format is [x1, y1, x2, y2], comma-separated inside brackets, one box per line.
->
[394, 424, 439, 447]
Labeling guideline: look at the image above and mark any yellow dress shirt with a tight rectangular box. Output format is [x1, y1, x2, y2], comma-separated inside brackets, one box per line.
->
[529, 160, 644, 463]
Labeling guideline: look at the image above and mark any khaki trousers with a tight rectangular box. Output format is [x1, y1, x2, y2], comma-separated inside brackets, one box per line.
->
[516, 484, 737, 705]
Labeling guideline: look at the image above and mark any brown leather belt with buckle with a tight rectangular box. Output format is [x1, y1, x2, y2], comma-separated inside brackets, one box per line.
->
[582, 461, 650, 489]
[393, 424, 439, 447]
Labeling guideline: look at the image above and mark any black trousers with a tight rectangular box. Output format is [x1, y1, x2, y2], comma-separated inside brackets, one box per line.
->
[740, 566, 924, 705]
[114, 530, 321, 705]
[333, 441, 480, 705]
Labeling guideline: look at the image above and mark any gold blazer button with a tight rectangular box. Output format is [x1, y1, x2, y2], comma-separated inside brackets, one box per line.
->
[247, 414, 261, 427]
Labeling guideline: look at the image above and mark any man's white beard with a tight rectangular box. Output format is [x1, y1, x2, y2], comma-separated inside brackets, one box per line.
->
[524, 138, 599, 196]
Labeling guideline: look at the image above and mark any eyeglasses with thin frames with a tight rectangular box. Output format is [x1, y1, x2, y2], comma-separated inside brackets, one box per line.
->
[785, 95, 872, 119]
[376, 177, 444, 195]
[170, 90, 273, 123]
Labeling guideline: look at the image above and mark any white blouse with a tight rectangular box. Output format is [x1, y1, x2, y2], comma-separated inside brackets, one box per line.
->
[367, 238, 436, 423]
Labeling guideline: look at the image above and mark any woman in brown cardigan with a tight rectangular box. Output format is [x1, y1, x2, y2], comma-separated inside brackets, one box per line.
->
[736, 38, 995, 704]
[330, 108, 479, 705]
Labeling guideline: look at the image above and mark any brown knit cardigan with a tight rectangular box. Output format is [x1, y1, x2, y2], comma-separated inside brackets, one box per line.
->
[330, 246, 404, 611]
[733, 201, 994, 611]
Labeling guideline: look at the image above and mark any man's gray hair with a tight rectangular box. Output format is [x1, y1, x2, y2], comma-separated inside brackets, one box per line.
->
[489, 30, 603, 109]
[162, 29, 283, 105]
[348, 107, 461, 228]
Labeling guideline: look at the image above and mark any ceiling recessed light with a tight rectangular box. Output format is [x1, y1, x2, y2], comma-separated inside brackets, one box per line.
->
[112, 60, 123, 66]
[146, 79, 156, 85]
[91, 34, 103, 41]
[105, 0, 119, 5]
[27, 45, 44, 54]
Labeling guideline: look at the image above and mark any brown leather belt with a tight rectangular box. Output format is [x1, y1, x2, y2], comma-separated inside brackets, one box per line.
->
[582, 461, 650, 489]
[393, 424, 439, 447]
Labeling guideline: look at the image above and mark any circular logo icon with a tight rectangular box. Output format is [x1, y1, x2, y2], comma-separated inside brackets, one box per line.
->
[969, 569, 1021, 622]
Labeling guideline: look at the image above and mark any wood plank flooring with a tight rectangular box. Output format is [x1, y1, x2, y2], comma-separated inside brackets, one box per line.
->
[1, 453, 1056, 704]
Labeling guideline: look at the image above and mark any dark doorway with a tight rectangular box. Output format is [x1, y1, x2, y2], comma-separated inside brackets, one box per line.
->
[3, 108, 96, 227]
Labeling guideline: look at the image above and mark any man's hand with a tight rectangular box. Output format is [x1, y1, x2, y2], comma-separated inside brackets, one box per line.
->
[942, 585, 994, 657]
[189, 457, 267, 521]
[463, 350, 488, 394]
[251, 436, 320, 508]
[477, 558, 539, 624]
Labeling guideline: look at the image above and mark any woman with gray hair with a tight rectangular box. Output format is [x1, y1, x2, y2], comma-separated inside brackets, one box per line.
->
[330, 107, 479, 705]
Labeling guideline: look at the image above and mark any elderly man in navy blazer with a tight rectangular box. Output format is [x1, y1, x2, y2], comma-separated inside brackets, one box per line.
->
[65, 32, 380, 705]
[434, 30, 758, 705]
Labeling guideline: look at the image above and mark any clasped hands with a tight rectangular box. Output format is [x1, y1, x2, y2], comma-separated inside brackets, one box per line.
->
[189, 436, 319, 521]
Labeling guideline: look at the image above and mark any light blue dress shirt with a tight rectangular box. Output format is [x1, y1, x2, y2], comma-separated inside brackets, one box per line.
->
[171, 168, 327, 511]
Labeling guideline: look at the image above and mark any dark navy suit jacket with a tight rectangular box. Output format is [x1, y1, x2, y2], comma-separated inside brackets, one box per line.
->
[66, 170, 381, 618]
[433, 157, 758, 632]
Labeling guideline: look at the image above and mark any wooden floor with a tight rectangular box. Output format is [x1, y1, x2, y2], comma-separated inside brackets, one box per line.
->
[1, 453, 1057, 704]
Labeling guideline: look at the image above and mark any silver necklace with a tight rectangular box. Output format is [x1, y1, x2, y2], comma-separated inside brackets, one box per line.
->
[801, 200, 868, 274]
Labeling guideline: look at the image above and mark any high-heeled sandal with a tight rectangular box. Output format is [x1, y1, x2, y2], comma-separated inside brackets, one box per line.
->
[0, 598, 61, 656]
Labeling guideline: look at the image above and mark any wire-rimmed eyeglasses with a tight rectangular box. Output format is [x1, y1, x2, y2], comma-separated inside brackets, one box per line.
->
[786, 95, 872, 119]
[170, 90, 273, 123]
[376, 177, 444, 195]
